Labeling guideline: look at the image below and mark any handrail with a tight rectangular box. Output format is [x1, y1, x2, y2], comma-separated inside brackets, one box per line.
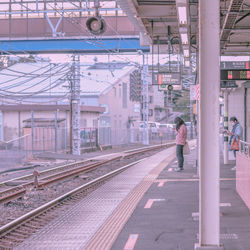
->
[239, 140, 250, 158]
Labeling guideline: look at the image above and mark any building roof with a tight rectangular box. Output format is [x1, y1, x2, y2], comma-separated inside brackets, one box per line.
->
[80, 63, 135, 95]
[0, 104, 105, 113]
[0, 61, 136, 101]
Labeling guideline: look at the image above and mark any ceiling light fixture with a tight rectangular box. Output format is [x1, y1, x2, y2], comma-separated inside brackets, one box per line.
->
[183, 49, 189, 57]
[181, 33, 188, 44]
[185, 60, 190, 67]
[177, 6, 187, 25]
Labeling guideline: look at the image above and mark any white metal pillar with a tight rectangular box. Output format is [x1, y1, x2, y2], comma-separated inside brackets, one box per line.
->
[71, 55, 81, 155]
[223, 91, 229, 164]
[195, 0, 223, 249]
[142, 54, 149, 145]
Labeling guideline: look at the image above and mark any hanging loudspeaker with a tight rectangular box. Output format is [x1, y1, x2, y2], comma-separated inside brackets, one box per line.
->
[86, 16, 106, 35]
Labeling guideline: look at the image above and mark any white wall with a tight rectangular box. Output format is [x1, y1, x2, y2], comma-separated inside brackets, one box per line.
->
[228, 85, 250, 142]
[99, 73, 140, 131]
[2, 110, 100, 141]
[247, 88, 250, 142]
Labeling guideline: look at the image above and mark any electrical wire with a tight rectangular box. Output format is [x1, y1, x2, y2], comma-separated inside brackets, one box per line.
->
[0, 1, 152, 103]
[3, 0, 148, 77]
[5, 64, 69, 77]
[0, 63, 52, 86]
[0, 64, 70, 95]
[43, 1, 148, 70]
[0, 63, 69, 92]
[0, 92, 71, 104]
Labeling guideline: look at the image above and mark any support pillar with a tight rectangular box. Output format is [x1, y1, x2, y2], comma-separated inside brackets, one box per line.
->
[31, 111, 34, 154]
[54, 110, 58, 153]
[223, 91, 229, 164]
[70, 55, 81, 155]
[142, 54, 149, 145]
[195, 0, 223, 249]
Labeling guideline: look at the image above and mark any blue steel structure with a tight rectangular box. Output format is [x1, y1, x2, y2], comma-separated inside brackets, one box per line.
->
[0, 38, 149, 54]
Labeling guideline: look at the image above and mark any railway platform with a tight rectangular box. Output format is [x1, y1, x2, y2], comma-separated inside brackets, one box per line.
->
[14, 144, 250, 250]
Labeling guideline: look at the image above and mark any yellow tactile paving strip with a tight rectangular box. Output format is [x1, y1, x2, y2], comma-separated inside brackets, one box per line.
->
[84, 152, 176, 250]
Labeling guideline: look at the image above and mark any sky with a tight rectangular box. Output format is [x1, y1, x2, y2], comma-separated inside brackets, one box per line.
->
[40, 53, 180, 65]
[38, 53, 250, 65]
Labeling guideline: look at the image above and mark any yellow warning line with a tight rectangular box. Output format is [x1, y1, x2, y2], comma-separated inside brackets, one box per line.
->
[154, 177, 236, 183]
[84, 152, 176, 250]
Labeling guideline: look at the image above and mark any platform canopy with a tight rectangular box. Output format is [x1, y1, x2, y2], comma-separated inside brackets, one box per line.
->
[116, 0, 250, 59]
[0, 1, 249, 55]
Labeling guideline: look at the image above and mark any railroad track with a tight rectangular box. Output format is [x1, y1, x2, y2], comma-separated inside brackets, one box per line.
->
[0, 143, 174, 206]
[0, 142, 175, 248]
[0, 158, 148, 249]
[0, 143, 174, 205]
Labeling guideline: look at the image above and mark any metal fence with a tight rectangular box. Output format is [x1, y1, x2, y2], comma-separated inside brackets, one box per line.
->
[239, 140, 250, 158]
[98, 127, 179, 146]
[0, 127, 68, 170]
[80, 128, 98, 148]
[0, 126, 196, 170]
[22, 127, 68, 153]
[0, 135, 32, 170]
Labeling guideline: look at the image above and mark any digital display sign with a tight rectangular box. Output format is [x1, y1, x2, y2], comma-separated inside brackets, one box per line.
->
[156, 72, 181, 85]
[221, 70, 250, 80]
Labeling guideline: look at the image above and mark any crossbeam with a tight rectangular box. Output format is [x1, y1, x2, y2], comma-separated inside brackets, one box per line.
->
[0, 38, 149, 54]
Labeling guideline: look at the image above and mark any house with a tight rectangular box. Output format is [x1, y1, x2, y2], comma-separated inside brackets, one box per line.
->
[80, 62, 141, 145]
[0, 61, 141, 147]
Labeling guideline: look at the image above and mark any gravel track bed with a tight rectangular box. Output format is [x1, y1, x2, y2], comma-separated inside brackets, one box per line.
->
[0, 142, 173, 184]
[0, 148, 164, 228]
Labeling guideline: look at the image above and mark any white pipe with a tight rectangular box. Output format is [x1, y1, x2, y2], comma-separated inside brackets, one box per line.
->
[224, 91, 229, 164]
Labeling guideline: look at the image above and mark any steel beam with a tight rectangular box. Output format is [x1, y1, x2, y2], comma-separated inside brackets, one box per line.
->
[0, 38, 150, 54]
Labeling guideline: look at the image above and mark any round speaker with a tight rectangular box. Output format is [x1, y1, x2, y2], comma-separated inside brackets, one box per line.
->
[86, 16, 106, 35]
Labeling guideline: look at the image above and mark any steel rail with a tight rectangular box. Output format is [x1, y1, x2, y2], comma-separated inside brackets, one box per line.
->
[37, 155, 122, 188]
[0, 143, 175, 204]
[0, 142, 173, 188]
[0, 158, 146, 236]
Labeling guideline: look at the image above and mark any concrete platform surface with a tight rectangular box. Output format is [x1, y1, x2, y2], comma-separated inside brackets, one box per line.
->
[111, 149, 250, 250]
[14, 145, 250, 250]
[15, 146, 176, 250]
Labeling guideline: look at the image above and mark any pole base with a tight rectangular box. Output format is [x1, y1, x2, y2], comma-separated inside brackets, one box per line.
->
[195, 243, 224, 250]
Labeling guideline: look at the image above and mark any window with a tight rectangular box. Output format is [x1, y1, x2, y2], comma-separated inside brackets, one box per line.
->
[93, 119, 98, 128]
[119, 87, 122, 98]
[122, 82, 127, 108]
[113, 87, 116, 97]
[81, 118, 87, 128]
[149, 109, 153, 116]
[149, 96, 153, 104]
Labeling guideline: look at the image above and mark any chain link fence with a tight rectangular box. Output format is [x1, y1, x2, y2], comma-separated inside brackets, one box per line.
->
[0, 125, 196, 170]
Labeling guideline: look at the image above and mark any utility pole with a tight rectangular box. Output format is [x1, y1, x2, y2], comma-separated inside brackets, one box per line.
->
[70, 55, 81, 155]
[142, 54, 149, 145]
[190, 98, 194, 139]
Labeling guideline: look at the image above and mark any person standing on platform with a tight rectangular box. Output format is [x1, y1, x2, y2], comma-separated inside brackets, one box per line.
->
[228, 116, 243, 158]
[174, 117, 187, 172]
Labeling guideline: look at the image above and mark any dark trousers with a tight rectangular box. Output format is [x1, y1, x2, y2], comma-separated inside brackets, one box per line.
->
[176, 144, 184, 169]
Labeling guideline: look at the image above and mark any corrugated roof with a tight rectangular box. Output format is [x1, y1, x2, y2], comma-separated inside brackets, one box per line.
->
[80, 63, 135, 95]
[0, 62, 136, 99]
